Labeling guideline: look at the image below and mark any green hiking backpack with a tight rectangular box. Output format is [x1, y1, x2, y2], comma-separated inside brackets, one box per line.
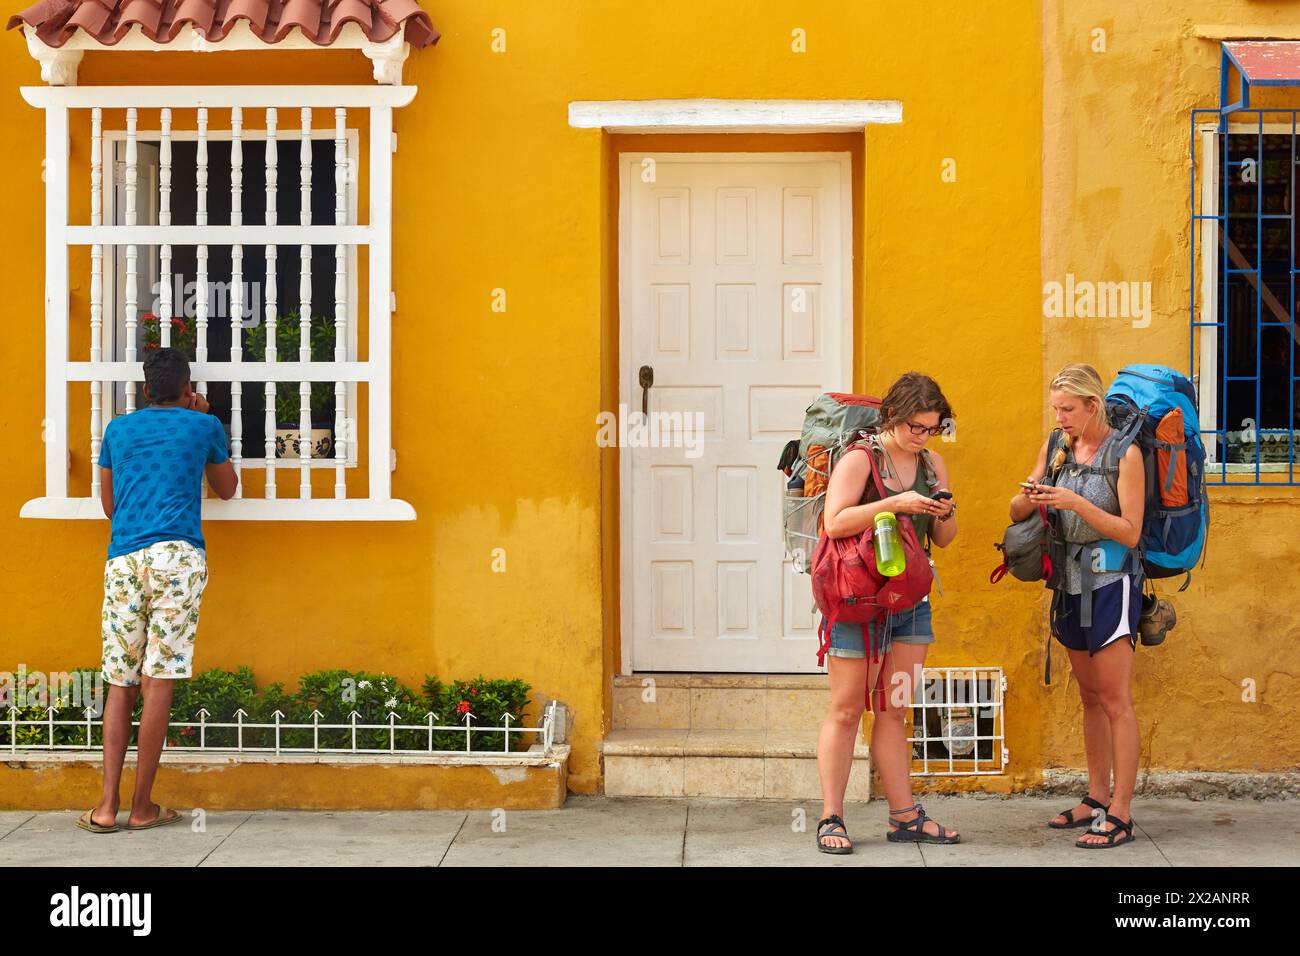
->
[778, 392, 938, 573]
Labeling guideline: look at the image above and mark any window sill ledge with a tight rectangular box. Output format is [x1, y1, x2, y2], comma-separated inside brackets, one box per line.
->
[20, 497, 416, 521]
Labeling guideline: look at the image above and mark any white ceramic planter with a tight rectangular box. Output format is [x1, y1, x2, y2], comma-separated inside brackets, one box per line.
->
[274, 426, 334, 460]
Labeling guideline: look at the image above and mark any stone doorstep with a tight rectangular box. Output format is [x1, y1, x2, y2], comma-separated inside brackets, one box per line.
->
[612, 672, 834, 732]
[601, 728, 869, 800]
[612, 673, 829, 690]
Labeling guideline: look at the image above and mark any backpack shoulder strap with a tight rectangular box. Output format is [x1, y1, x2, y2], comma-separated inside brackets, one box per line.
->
[1062, 426, 1130, 487]
[1097, 415, 1146, 492]
[842, 438, 890, 505]
[919, 448, 940, 489]
[1102, 410, 1147, 497]
[1042, 428, 1066, 484]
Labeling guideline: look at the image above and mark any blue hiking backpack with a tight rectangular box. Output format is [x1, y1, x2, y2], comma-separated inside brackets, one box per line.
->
[1104, 363, 1210, 585]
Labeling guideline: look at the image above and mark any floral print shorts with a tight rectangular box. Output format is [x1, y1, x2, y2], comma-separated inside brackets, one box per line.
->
[101, 540, 208, 687]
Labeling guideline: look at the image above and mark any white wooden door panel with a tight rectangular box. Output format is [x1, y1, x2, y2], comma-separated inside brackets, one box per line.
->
[622, 153, 850, 672]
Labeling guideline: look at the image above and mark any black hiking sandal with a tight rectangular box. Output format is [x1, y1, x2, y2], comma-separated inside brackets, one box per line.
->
[1048, 794, 1109, 829]
[886, 802, 961, 844]
[816, 814, 854, 854]
[1076, 813, 1136, 848]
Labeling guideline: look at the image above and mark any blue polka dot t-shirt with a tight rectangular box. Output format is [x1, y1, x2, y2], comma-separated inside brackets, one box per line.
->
[97, 406, 230, 559]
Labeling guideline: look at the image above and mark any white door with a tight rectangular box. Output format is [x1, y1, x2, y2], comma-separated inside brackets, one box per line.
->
[621, 152, 852, 673]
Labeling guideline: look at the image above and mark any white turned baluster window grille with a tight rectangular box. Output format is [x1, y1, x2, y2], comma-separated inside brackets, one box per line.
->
[22, 86, 414, 521]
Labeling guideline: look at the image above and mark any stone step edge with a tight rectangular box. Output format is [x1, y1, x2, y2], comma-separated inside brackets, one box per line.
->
[602, 731, 868, 760]
[613, 673, 829, 690]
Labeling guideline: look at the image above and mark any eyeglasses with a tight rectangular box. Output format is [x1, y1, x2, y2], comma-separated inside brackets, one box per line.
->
[904, 420, 945, 437]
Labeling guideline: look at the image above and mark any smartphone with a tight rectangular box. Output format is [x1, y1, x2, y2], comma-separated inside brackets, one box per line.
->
[932, 491, 953, 501]
[1019, 481, 1040, 492]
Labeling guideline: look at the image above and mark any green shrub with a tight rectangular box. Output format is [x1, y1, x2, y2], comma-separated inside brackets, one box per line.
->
[423, 675, 534, 752]
[0, 667, 103, 747]
[166, 666, 258, 747]
[3, 666, 535, 754]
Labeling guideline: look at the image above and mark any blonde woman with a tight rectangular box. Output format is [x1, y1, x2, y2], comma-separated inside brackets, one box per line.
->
[815, 373, 960, 853]
[1011, 364, 1144, 849]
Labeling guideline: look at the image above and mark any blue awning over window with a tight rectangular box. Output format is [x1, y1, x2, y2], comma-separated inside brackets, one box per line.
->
[1220, 41, 1300, 126]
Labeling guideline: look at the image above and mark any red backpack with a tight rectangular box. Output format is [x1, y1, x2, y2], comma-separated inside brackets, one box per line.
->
[811, 438, 934, 709]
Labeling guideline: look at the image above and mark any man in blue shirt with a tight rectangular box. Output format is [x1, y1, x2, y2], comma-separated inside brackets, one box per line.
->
[79, 348, 237, 833]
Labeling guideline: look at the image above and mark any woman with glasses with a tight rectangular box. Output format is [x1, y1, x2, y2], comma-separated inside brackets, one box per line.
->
[814, 372, 961, 853]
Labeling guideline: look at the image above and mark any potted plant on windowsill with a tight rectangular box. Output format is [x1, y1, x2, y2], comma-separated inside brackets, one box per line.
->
[241, 308, 336, 460]
[138, 314, 198, 409]
[140, 313, 197, 359]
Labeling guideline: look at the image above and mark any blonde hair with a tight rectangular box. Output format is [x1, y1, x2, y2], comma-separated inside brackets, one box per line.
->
[1048, 364, 1108, 472]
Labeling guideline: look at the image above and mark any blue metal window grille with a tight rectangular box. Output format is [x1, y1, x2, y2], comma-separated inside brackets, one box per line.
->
[1191, 43, 1300, 485]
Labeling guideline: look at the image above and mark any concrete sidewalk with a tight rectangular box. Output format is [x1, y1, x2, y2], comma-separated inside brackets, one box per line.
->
[0, 795, 1292, 866]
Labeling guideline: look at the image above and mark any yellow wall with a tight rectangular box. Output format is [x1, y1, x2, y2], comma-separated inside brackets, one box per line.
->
[1038, 0, 1300, 773]
[1, 0, 1290, 801]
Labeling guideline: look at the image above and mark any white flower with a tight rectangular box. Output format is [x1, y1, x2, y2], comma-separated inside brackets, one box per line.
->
[357, 680, 371, 689]
[385, 697, 398, 710]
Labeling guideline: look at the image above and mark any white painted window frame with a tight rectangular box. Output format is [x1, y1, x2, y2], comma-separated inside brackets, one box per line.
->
[20, 84, 415, 521]
[101, 125, 362, 468]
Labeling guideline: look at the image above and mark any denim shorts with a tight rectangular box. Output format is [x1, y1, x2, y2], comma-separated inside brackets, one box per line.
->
[824, 597, 935, 659]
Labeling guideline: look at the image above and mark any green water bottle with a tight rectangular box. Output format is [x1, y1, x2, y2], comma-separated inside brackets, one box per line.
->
[873, 511, 906, 577]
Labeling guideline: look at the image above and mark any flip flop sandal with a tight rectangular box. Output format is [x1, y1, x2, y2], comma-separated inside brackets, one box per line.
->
[1048, 794, 1109, 829]
[123, 807, 183, 831]
[816, 814, 854, 854]
[887, 802, 961, 844]
[76, 809, 119, 834]
[1076, 813, 1136, 848]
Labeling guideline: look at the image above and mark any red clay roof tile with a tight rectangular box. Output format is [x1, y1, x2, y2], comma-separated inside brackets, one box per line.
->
[7, 0, 439, 49]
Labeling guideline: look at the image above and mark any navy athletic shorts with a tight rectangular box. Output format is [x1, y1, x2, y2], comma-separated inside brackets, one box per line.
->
[1052, 574, 1141, 656]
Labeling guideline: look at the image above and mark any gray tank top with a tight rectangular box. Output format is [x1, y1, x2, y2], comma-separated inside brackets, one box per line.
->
[1053, 428, 1124, 595]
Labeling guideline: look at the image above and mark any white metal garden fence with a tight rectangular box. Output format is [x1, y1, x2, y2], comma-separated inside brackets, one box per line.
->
[5, 700, 558, 757]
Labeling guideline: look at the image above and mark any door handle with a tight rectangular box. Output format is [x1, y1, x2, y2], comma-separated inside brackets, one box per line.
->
[639, 365, 654, 416]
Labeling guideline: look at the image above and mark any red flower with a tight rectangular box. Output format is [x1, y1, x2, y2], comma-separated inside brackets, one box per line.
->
[172, 318, 189, 333]
[456, 700, 471, 716]
[469, 686, 478, 695]
[142, 313, 158, 323]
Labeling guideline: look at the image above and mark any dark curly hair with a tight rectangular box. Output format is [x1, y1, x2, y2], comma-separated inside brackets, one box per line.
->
[143, 347, 191, 404]
[879, 371, 954, 432]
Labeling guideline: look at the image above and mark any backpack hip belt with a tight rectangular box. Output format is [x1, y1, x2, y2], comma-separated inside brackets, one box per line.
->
[1065, 539, 1142, 628]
